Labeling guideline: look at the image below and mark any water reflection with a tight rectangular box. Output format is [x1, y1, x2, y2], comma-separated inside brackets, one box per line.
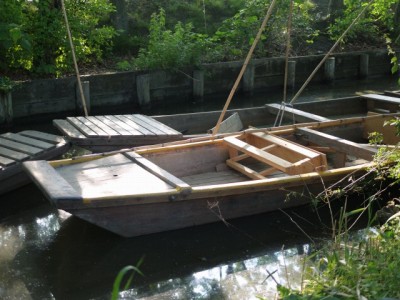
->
[0, 181, 377, 300]
[0, 185, 328, 300]
[117, 245, 311, 300]
[0, 203, 61, 300]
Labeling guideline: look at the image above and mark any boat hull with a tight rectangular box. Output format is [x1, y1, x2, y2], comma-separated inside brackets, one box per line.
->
[64, 170, 356, 237]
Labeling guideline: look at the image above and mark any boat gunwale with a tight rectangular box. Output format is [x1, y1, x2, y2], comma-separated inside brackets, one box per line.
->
[31, 112, 399, 209]
[59, 162, 374, 209]
[47, 112, 400, 169]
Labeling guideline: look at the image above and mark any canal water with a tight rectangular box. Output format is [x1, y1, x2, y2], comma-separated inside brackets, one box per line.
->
[0, 75, 399, 299]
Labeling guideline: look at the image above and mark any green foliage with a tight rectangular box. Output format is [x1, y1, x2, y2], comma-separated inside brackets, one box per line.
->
[114, 0, 245, 59]
[207, 0, 316, 62]
[328, 0, 398, 46]
[0, 77, 16, 93]
[0, 0, 31, 72]
[368, 131, 384, 145]
[134, 9, 208, 70]
[116, 60, 134, 71]
[2, 0, 398, 76]
[1, 0, 116, 77]
[277, 120, 400, 299]
[133, 0, 317, 69]
[371, 117, 400, 182]
[276, 218, 400, 299]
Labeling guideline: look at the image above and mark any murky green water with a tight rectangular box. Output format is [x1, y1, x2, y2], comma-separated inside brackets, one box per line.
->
[0, 75, 398, 299]
[1, 184, 355, 300]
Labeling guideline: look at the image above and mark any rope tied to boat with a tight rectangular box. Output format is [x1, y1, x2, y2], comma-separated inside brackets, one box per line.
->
[275, 0, 374, 127]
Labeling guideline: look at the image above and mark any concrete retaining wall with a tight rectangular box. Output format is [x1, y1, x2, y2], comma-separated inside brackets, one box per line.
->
[7, 49, 393, 122]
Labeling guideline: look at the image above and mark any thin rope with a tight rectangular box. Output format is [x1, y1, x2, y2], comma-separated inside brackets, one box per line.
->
[274, 0, 374, 127]
[274, 0, 293, 127]
[60, 0, 89, 117]
[288, 0, 373, 106]
[212, 0, 278, 136]
[283, 0, 293, 104]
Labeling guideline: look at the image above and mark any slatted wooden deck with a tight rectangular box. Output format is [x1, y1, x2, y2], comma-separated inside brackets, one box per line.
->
[53, 114, 184, 152]
[0, 130, 70, 195]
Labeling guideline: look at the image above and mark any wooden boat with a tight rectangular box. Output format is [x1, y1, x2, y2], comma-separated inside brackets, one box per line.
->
[23, 114, 399, 237]
[0, 130, 70, 195]
[52, 92, 400, 152]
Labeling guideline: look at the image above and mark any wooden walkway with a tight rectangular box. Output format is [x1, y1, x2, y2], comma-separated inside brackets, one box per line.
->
[0, 130, 69, 195]
[53, 114, 184, 152]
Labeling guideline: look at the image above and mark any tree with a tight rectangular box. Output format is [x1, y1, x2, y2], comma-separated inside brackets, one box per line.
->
[1, 0, 116, 77]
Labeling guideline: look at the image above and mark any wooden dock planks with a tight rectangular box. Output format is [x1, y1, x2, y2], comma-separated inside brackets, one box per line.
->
[0, 130, 70, 195]
[0, 131, 67, 168]
[53, 114, 184, 151]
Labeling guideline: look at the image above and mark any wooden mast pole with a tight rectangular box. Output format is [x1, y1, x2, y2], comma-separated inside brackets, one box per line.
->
[60, 0, 89, 117]
[212, 0, 277, 136]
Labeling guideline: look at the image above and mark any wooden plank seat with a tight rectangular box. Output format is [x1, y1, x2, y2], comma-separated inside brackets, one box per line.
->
[296, 127, 378, 161]
[123, 152, 191, 194]
[223, 132, 327, 179]
[362, 93, 400, 113]
[265, 103, 331, 123]
[384, 90, 400, 98]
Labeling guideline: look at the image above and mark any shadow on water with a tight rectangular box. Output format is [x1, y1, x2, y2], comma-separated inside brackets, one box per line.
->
[1, 182, 386, 299]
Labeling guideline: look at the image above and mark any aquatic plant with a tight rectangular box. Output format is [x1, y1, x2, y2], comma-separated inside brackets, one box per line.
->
[111, 257, 144, 300]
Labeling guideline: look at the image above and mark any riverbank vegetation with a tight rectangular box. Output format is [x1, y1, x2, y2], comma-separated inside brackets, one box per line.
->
[275, 121, 400, 299]
[1, 0, 399, 79]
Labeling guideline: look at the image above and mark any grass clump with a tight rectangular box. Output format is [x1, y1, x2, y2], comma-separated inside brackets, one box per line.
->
[283, 218, 400, 299]
[276, 121, 400, 299]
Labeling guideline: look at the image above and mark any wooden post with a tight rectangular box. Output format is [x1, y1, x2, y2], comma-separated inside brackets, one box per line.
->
[193, 70, 204, 100]
[137, 74, 151, 108]
[324, 57, 335, 82]
[243, 62, 255, 94]
[359, 54, 369, 78]
[76, 81, 90, 115]
[287, 60, 296, 90]
[0, 91, 13, 125]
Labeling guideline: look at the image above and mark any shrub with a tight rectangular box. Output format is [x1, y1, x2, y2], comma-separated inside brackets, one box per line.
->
[134, 9, 207, 71]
